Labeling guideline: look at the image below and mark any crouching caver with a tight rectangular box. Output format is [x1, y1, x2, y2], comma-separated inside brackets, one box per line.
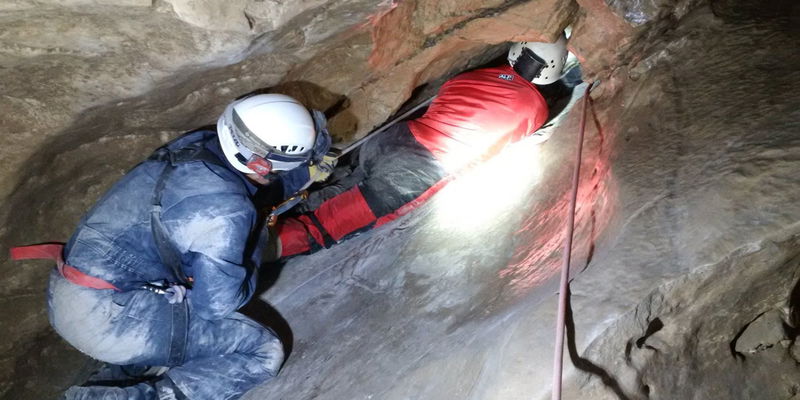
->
[11, 94, 334, 399]
[273, 36, 571, 258]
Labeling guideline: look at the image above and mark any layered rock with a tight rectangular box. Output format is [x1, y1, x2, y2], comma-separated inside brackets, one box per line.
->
[3, 0, 798, 398]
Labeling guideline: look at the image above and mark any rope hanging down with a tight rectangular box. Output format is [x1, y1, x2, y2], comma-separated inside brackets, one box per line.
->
[552, 85, 592, 400]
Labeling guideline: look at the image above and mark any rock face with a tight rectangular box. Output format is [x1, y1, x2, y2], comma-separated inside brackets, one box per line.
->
[1, 0, 799, 398]
[575, 235, 800, 400]
[734, 310, 788, 356]
[563, 4, 800, 398]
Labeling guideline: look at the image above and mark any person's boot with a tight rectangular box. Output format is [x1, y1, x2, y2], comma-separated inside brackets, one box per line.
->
[62, 383, 156, 400]
[86, 363, 168, 386]
[62, 376, 185, 400]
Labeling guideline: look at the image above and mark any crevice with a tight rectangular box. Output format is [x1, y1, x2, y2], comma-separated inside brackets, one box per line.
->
[788, 276, 800, 331]
[421, 0, 551, 49]
[730, 311, 767, 361]
[244, 11, 256, 31]
[635, 318, 664, 349]
[565, 286, 634, 400]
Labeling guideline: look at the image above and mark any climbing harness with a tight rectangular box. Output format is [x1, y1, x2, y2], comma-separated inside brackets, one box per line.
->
[9, 137, 225, 294]
[10, 243, 119, 291]
[552, 84, 592, 400]
[147, 141, 228, 288]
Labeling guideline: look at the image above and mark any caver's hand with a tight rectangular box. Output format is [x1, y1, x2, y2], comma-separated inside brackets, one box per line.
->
[164, 284, 187, 304]
[308, 151, 339, 183]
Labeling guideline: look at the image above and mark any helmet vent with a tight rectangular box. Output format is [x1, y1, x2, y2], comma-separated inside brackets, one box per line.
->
[275, 145, 306, 154]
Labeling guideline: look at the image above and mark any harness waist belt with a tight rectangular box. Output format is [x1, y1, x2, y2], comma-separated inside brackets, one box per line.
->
[10, 244, 120, 291]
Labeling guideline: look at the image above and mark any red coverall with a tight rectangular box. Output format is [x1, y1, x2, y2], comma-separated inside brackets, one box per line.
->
[277, 64, 549, 257]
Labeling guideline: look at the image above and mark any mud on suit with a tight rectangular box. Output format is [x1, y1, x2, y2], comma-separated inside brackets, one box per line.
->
[277, 65, 549, 257]
[47, 130, 287, 399]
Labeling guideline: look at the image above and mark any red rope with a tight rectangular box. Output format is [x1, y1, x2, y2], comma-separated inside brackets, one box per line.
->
[552, 85, 591, 400]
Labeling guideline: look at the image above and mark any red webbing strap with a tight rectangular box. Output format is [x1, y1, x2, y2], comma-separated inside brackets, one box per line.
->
[314, 186, 377, 241]
[277, 217, 318, 257]
[10, 244, 120, 291]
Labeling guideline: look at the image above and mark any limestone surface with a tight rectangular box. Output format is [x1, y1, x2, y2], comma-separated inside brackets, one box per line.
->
[2, 0, 799, 398]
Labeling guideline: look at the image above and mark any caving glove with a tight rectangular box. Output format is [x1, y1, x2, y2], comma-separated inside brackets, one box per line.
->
[308, 152, 339, 184]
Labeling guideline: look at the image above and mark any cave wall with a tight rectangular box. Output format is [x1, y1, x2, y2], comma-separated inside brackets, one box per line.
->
[2, 0, 798, 398]
[0, 0, 631, 396]
[564, 4, 800, 398]
[1, 1, 397, 396]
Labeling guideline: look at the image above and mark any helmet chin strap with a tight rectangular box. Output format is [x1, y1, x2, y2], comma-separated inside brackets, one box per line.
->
[513, 47, 546, 82]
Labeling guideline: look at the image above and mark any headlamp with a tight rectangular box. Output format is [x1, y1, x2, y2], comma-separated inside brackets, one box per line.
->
[245, 154, 273, 176]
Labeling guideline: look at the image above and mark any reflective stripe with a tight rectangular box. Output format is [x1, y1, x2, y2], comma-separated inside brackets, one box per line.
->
[265, 152, 311, 163]
[231, 109, 275, 157]
[230, 109, 312, 163]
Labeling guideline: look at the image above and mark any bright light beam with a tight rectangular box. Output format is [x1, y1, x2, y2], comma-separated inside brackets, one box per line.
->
[432, 136, 545, 232]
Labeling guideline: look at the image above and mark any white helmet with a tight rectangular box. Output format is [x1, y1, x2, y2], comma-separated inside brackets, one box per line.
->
[217, 94, 316, 174]
[507, 33, 568, 85]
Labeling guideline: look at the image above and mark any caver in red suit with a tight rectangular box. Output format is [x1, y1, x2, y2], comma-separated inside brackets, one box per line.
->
[275, 63, 550, 258]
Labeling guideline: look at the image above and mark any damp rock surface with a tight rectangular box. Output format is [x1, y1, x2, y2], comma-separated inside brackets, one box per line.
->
[2, 0, 644, 395]
[1, 0, 799, 398]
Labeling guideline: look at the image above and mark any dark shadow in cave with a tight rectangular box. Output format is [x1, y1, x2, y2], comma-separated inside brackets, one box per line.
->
[240, 296, 294, 357]
[565, 286, 633, 400]
[635, 318, 664, 349]
[787, 276, 800, 336]
[538, 65, 584, 123]
[710, 0, 799, 24]
[580, 94, 605, 274]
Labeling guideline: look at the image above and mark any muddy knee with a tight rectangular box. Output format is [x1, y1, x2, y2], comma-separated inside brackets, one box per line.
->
[259, 334, 285, 377]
